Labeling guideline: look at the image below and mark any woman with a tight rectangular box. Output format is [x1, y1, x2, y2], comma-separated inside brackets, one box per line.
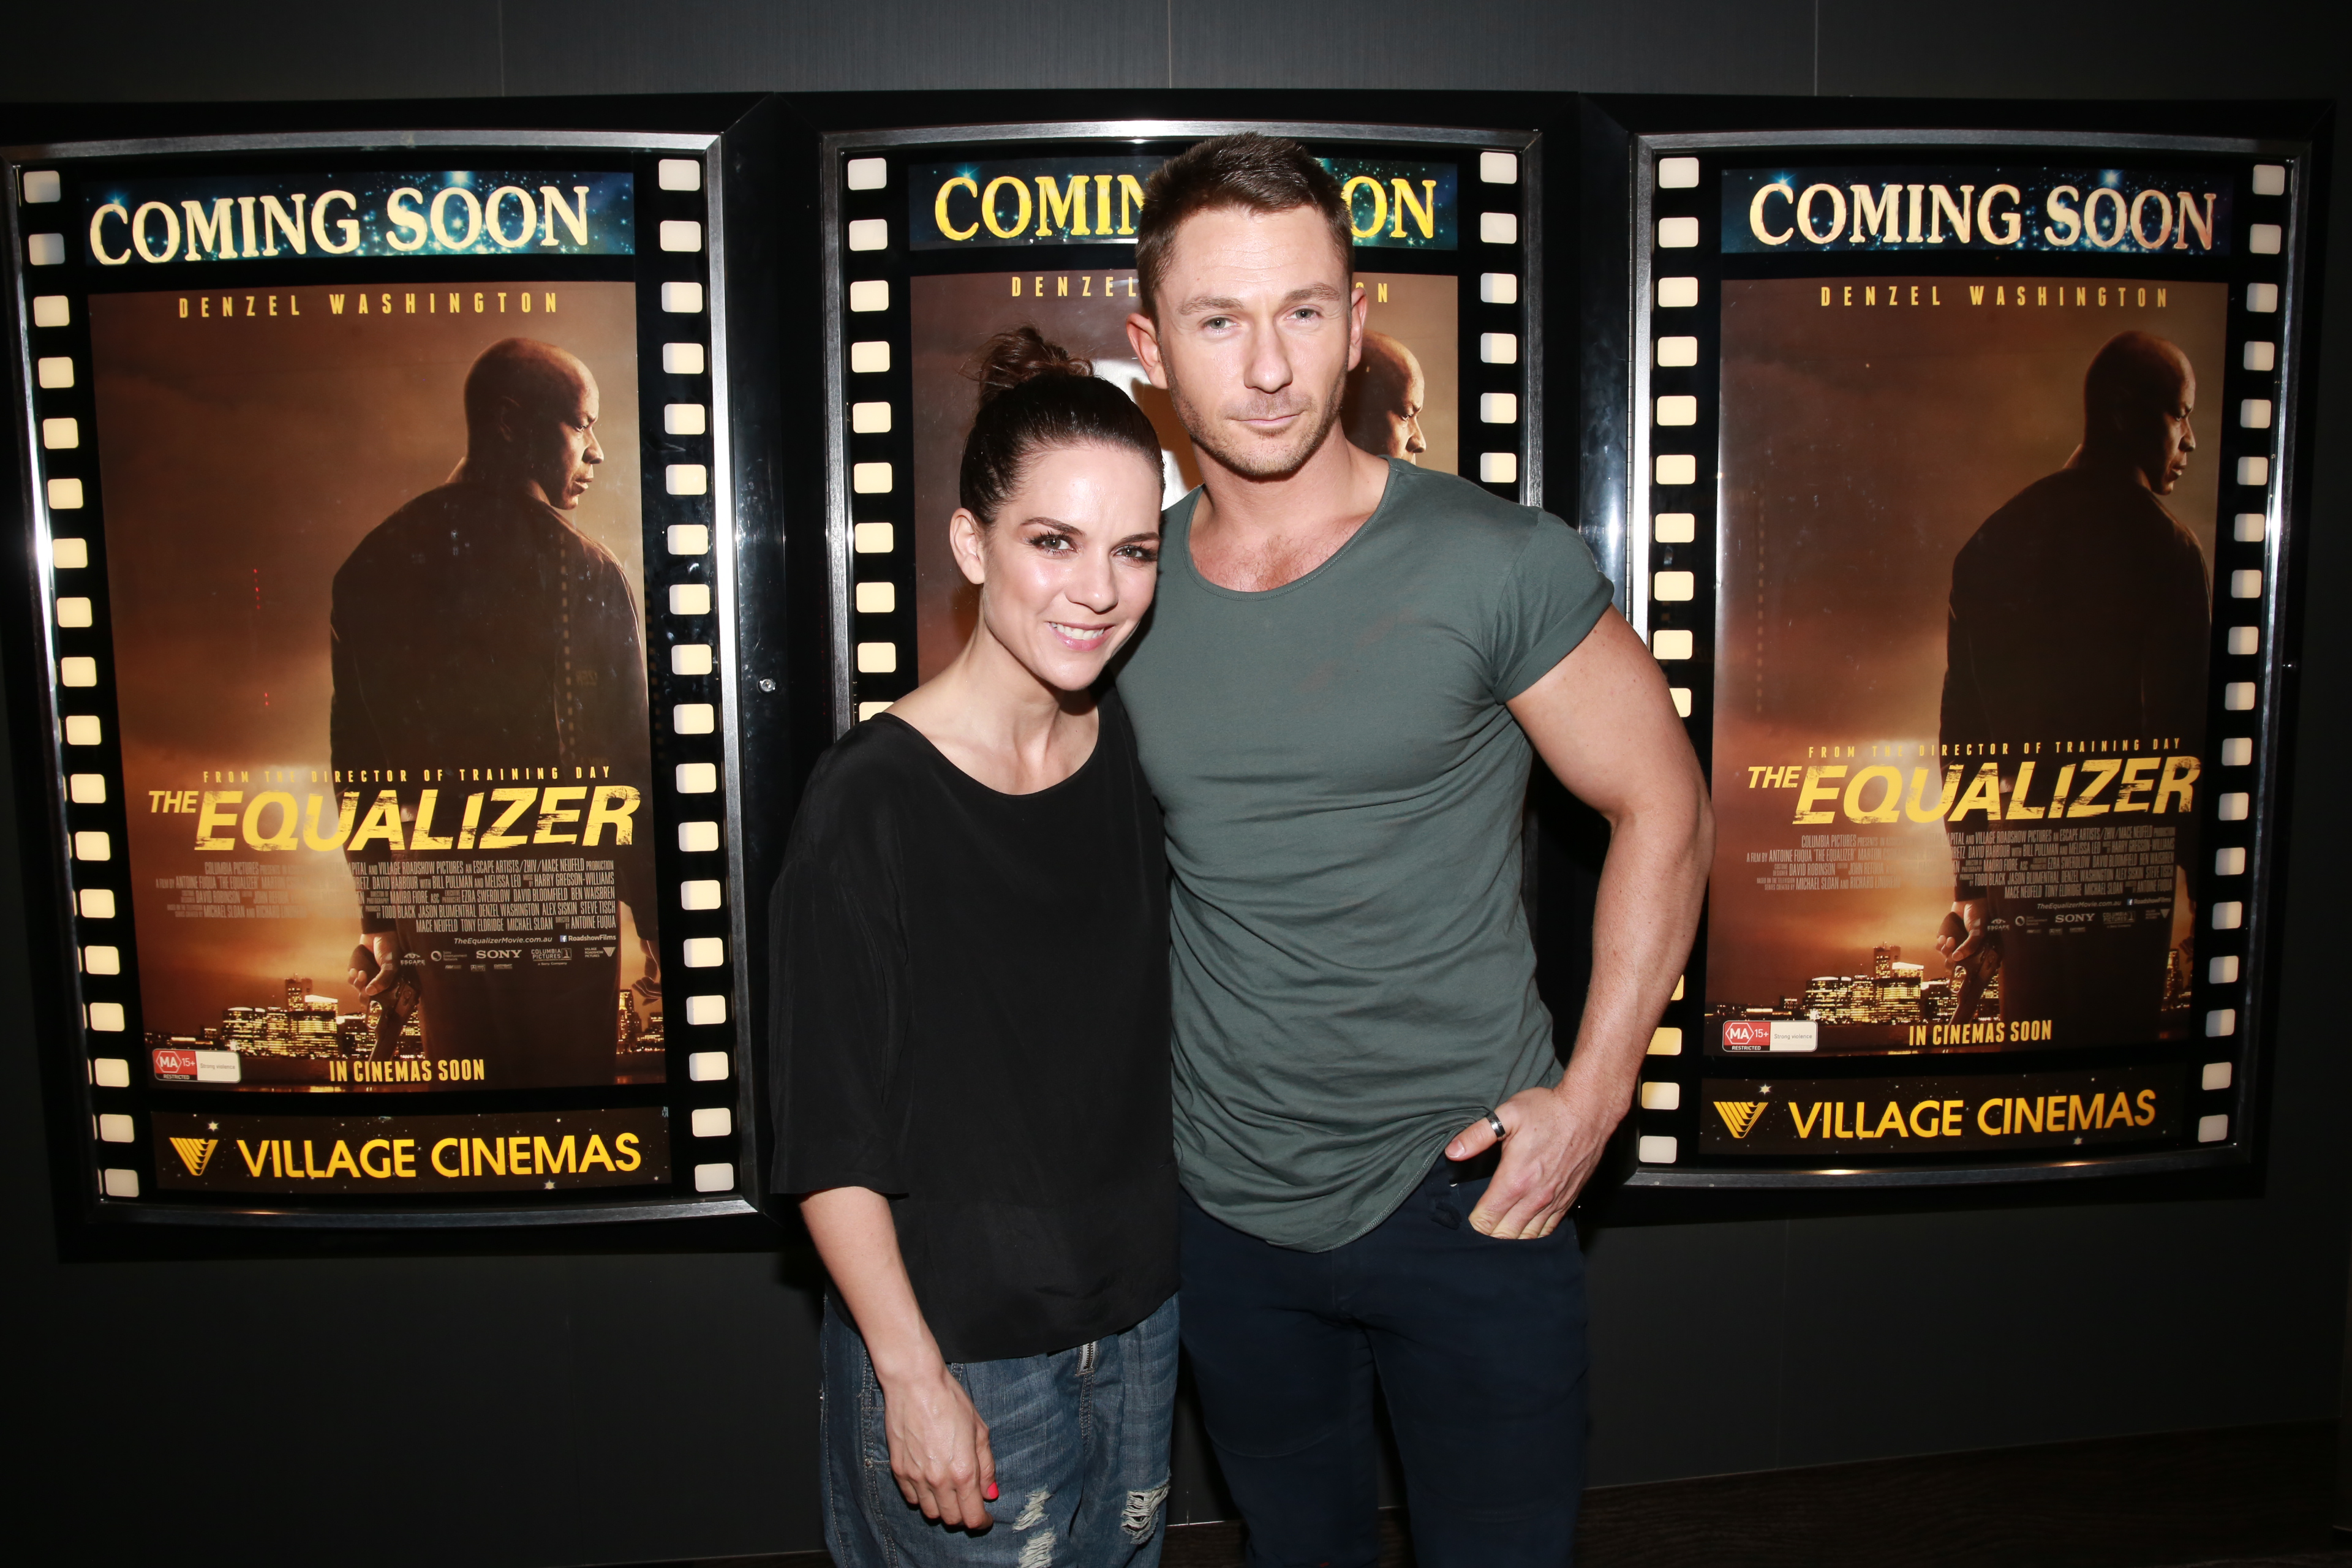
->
[772, 328, 1177, 1567]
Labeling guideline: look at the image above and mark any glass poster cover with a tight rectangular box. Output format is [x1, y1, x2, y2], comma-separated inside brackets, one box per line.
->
[6, 129, 755, 1228]
[1612, 121, 2316, 1188]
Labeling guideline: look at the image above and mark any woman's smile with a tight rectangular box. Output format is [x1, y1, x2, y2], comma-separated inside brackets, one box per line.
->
[1047, 619, 1116, 649]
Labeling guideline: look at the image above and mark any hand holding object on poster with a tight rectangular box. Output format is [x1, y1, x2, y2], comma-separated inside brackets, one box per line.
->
[1443, 612, 1714, 1238]
[350, 934, 403, 999]
[1936, 903, 2000, 1025]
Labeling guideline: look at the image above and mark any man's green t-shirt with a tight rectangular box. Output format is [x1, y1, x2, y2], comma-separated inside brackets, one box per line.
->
[1118, 459, 1614, 1251]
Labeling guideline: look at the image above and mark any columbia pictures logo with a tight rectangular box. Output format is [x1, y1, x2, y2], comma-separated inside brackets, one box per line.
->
[1713, 1102, 1770, 1139]
[167, 1136, 219, 1177]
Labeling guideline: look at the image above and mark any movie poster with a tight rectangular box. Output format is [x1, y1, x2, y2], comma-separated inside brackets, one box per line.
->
[905, 269, 1458, 677]
[1706, 276, 2225, 1056]
[88, 281, 662, 1092]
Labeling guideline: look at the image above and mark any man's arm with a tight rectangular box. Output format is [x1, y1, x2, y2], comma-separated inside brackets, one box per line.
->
[588, 558, 659, 941]
[1448, 608, 1713, 1238]
[1936, 569, 1997, 973]
[329, 571, 404, 999]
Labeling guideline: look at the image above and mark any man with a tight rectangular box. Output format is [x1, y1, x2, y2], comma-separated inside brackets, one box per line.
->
[331, 337, 656, 1088]
[1936, 330, 2211, 1044]
[1339, 330, 1428, 462]
[1117, 135, 1711, 1566]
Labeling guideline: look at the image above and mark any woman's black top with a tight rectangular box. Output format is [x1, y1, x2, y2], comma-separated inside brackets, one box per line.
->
[770, 690, 1177, 1363]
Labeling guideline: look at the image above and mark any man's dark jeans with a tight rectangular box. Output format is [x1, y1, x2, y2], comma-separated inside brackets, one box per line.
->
[1180, 1160, 1588, 1568]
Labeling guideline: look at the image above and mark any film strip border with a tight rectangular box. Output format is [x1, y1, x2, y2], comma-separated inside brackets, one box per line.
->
[6, 146, 753, 1216]
[822, 130, 1539, 728]
[637, 152, 750, 1206]
[1621, 141, 2303, 1180]
[829, 149, 916, 725]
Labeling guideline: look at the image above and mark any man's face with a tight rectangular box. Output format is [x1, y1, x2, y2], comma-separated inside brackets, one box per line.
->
[1345, 341, 1428, 463]
[516, 369, 603, 511]
[2135, 363, 2196, 495]
[1128, 204, 1362, 481]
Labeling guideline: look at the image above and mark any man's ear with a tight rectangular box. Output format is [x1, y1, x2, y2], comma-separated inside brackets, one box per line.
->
[1126, 312, 1169, 390]
[491, 395, 526, 450]
[1346, 282, 1370, 373]
[948, 508, 989, 587]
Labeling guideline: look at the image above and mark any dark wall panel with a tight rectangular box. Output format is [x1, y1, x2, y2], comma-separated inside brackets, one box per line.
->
[1166, 1, 1575, 91]
[0, 2, 505, 100]
[501, 0, 1170, 95]
[1565, 1, 1816, 95]
[2, 2, 2348, 1561]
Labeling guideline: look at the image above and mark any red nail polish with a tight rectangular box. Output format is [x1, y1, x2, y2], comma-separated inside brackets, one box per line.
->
[986, 1483, 998, 1501]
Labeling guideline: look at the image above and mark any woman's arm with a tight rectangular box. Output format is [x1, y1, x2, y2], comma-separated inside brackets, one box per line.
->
[801, 1186, 997, 1530]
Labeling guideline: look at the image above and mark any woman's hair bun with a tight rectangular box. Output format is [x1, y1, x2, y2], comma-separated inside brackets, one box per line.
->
[956, 324, 1163, 526]
[968, 325, 1091, 409]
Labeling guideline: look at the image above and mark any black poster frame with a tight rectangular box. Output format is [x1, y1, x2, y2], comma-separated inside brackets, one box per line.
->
[0, 96, 793, 1251]
[1578, 96, 2331, 1201]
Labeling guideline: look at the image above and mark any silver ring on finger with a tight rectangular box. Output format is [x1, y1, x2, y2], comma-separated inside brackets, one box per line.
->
[1484, 1110, 1508, 1142]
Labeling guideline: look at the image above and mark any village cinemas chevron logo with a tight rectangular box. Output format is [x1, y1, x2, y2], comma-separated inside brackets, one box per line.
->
[1713, 1102, 1770, 1139]
[167, 1136, 220, 1177]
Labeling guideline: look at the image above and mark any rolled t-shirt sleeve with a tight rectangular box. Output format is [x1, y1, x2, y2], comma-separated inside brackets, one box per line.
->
[769, 780, 913, 1197]
[1487, 511, 1616, 702]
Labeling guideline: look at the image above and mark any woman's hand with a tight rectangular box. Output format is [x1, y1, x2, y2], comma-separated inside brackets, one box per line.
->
[799, 1186, 1000, 1532]
[878, 1361, 999, 1530]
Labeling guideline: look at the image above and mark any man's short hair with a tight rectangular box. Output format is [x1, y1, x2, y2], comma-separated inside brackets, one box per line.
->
[1136, 133, 1352, 320]
[2082, 330, 2188, 430]
[464, 337, 582, 449]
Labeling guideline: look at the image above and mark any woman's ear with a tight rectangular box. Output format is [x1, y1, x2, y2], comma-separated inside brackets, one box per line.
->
[948, 508, 989, 587]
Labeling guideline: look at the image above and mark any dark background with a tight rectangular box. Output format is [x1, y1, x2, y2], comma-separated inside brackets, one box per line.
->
[4, 5, 2350, 1564]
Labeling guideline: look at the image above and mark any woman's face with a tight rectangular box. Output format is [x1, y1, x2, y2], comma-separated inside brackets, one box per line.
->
[952, 442, 1164, 695]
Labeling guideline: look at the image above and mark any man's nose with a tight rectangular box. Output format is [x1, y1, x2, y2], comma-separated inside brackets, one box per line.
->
[1406, 417, 1426, 453]
[1243, 322, 1294, 394]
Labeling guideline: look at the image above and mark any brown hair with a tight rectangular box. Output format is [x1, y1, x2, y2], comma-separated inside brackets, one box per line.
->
[1134, 132, 1352, 320]
[958, 326, 1162, 524]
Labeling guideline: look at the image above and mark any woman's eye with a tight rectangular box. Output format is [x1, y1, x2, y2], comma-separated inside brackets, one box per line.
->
[1031, 533, 1073, 552]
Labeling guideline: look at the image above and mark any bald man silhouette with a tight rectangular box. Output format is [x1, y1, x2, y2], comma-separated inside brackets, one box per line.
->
[331, 338, 655, 1088]
[1340, 331, 1428, 464]
[1935, 330, 2211, 1046]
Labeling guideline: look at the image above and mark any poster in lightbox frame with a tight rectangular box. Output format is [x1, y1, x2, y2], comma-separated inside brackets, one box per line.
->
[1616, 123, 2318, 1191]
[817, 119, 1540, 724]
[3, 128, 759, 1231]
